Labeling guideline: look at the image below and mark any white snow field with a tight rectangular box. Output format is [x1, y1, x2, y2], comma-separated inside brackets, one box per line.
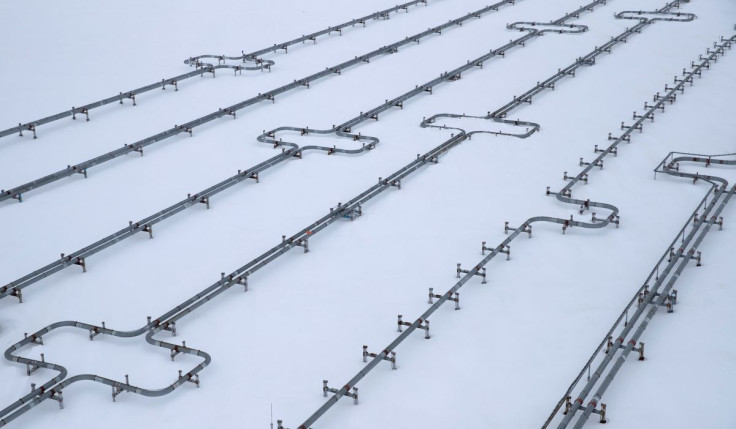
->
[0, 0, 734, 428]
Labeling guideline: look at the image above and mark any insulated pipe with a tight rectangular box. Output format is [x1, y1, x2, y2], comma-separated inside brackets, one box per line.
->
[0, 0, 520, 204]
[0, 0, 433, 140]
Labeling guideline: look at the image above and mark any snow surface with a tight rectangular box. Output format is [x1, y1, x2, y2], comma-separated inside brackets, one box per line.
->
[0, 0, 734, 428]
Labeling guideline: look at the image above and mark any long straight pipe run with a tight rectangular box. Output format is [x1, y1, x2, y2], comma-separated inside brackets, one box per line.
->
[1, 0, 615, 423]
[299, 1, 680, 427]
[551, 32, 736, 429]
[0, 0, 518, 204]
[0, 1, 547, 424]
[0, 0, 432, 140]
[0, 0, 525, 303]
[543, 31, 736, 429]
[568, 155, 735, 428]
[302, 6, 734, 429]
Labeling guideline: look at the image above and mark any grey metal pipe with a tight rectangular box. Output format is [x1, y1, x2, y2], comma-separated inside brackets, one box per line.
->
[300, 5, 732, 429]
[0, 0, 519, 204]
[0, 0, 523, 303]
[543, 33, 735, 427]
[2, 2, 723, 428]
[0, 0, 433, 140]
[1, 2, 549, 424]
[0, 1, 612, 423]
[552, 31, 736, 429]
[571, 162, 734, 428]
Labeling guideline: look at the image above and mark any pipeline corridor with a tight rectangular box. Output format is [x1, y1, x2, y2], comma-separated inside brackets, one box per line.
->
[1, 1, 731, 428]
[2, 0, 614, 425]
[0, 0, 519, 204]
[0, 0, 531, 303]
[0, 0, 432, 140]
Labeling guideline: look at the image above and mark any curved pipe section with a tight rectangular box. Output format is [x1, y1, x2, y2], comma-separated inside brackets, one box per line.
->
[426, 4, 696, 132]
[615, 9, 696, 22]
[1, 321, 211, 427]
[0, 0, 432, 141]
[0, 0, 520, 205]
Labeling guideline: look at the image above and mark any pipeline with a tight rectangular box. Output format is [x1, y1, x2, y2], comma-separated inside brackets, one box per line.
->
[564, 154, 735, 428]
[295, 3, 707, 429]
[0, 0, 432, 140]
[2, 0, 607, 304]
[423, 5, 695, 137]
[258, 2, 608, 147]
[2, 2, 723, 428]
[0, 0, 519, 205]
[0, 1, 614, 425]
[0, 0, 530, 303]
[545, 34, 735, 429]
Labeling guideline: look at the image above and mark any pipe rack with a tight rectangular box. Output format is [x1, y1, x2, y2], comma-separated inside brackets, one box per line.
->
[0, 0, 519, 205]
[0, 0, 432, 140]
[0, 0, 527, 303]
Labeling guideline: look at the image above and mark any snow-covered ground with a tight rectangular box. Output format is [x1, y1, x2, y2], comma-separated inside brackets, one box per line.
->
[0, 0, 734, 428]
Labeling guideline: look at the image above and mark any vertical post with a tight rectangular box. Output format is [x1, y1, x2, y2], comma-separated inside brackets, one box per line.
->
[599, 403, 607, 423]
